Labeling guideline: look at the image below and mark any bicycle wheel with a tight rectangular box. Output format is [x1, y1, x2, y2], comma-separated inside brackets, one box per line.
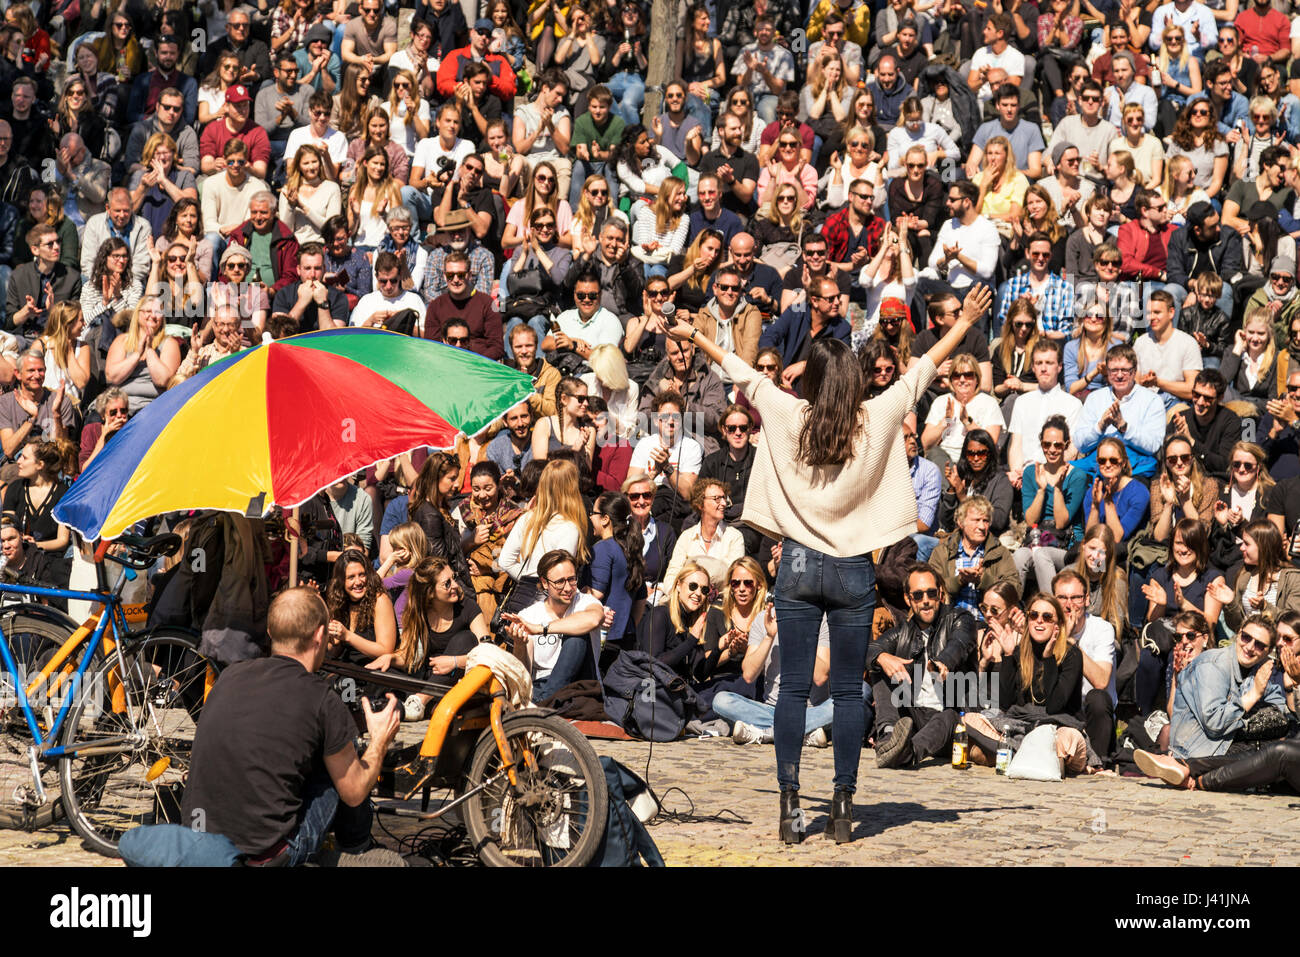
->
[57, 633, 216, 857]
[461, 713, 607, 867]
[0, 608, 80, 830]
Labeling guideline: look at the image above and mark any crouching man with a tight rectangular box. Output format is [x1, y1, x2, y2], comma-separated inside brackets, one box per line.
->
[868, 563, 978, 769]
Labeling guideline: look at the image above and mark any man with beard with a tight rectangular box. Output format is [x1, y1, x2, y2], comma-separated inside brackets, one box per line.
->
[423, 208, 494, 300]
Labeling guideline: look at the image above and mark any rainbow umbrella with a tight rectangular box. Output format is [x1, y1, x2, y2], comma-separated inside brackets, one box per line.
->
[54, 328, 535, 541]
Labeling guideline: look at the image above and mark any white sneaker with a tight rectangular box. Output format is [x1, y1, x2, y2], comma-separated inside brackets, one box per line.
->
[403, 694, 425, 722]
[732, 721, 767, 745]
[804, 727, 829, 749]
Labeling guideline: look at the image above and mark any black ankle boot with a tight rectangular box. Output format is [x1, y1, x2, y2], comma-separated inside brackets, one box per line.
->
[779, 790, 804, 844]
[829, 789, 853, 844]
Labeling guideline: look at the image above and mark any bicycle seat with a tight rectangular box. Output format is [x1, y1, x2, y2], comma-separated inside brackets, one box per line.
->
[112, 533, 183, 568]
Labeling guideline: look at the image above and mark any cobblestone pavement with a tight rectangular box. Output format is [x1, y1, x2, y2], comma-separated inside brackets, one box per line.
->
[2, 730, 1298, 866]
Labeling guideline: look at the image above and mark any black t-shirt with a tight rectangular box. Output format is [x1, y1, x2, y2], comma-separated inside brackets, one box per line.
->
[2, 479, 67, 545]
[462, 94, 503, 151]
[910, 326, 991, 364]
[699, 147, 760, 217]
[270, 283, 351, 331]
[782, 263, 852, 297]
[181, 655, 356, 856]
[428, 598, 483, 659]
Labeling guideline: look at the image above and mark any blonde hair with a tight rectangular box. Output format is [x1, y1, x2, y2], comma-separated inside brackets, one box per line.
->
[1163, 154, 1194, 200]
[286, 143, 328, 195]
[980, 135, 1016, 191]
[122, 297, 166, 355]
[387, 521, 429, 570]
[667, 561, 712, 634]
[521, 459, 590, 564]
[1157, 23, 1190, 72]
[587, 344, 629, 391]
[41, 302, 82, 378]
[721, 556, 767, 622]
[1241, 306, 1277, 373]
[653, 177, 687, 236]
[573, 174, 607, 235]
[140, 132, 178, 169]
[1017, 594, 1071, 694]
[1109, 149, 1143, 187]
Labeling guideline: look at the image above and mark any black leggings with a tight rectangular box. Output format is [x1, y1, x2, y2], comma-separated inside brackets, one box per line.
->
[1188, 738, 1300, 792]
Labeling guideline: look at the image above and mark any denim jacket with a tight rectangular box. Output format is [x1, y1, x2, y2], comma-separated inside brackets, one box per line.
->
[1169, 645, 1288, 759]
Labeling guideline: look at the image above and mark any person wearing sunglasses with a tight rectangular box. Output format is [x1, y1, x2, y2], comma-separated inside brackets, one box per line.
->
[1134, 615, 1300, 793]
[694, 265, 762, 380]
[621, 473, 677, 596]
[963, 594, 1090, 773]
[348, 249, 426, 330]
[662, 478, 745, 592]
[700, 403, 758, 546]
[1014, 415, 1088, 594]
[544, 268, 623, 370]
[1101, 52, 1156, 134]
[922, 352, 1004, 467]
[502, 548, 607, 704]
[761, 275, 851, 391]
[869, 562, 978, 770]
[627, 389, 704, 507]
[641, 562, 733, 715]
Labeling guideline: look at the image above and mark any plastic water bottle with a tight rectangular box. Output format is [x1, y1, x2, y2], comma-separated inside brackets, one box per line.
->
[996, 725, 1013, 774]
[952, 713, 969, 769]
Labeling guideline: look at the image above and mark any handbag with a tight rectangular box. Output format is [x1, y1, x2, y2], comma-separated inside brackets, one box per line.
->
[1126, 521, 1168, 577]
[1238, 705, 1291, 742]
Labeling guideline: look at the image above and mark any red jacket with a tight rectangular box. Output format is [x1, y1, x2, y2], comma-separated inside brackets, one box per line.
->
[436, 47, 516, 102]
[1117, 220, 1175, 281]
[233, 219, 300, 293]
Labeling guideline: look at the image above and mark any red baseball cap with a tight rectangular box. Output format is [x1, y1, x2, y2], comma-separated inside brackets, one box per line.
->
[225, 84, 250, 104]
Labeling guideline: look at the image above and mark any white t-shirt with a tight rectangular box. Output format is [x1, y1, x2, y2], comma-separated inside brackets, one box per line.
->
[349, 290, 427, 330]
[198, 85, 227, 119]
[549, 307, 624, 349]
[412, 136, 475, 180]
[498, 513, 583, 580]
[520, 591, 602, 680]
[1077, 614, 1117, 705]
[383, 98, 432, 157]
[285, 125, 349, 165]
[923, 391, 1005, 461]
[969, 45, 1026, 102]
[514, 102, 571, 159]
[629, 433, 704, 485]
[1133, 329, 1202, 398]
[1007, 385, 1083, 464]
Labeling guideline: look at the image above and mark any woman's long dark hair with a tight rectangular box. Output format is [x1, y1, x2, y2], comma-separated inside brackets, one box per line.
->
[91, 237, 130, 287]
[162, 197, 204, 242]
[596, 491, 645, 598]
[611, 124, 648, 182]
[858, 338, 900, 399]
[1250, 208, 1285, 272]
[956, 428, 997, 490]
[797, 338, 865, 467]
[326, 549, 382, 633]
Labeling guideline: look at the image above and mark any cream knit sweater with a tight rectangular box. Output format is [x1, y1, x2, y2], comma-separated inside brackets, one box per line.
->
[721, 351, 937, 558]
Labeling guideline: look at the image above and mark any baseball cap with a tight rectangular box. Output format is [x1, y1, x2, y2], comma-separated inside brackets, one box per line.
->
[473, 17, 494, 31]
[225, 84, 250, 104]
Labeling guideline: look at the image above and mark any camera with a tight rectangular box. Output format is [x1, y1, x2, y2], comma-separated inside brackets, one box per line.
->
[435, 156, 456, 175]
[363, 692, 395, 712]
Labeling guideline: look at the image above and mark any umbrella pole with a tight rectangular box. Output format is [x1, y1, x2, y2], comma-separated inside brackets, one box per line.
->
[288, 506, 300, 587]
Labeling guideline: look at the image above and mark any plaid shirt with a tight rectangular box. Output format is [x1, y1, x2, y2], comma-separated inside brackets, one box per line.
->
[996, 271, 1075, 336]
[821, 208, 885, 267]
[954, 541, 985, 619]
[423, 244, 495, 301]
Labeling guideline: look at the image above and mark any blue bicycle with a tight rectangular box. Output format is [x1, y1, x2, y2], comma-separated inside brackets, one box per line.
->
[0, 533, 218, 857]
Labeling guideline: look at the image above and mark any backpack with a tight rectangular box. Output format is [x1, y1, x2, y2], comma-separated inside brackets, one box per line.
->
[601, 650, 693, 742]
[592, 757, 665, 867]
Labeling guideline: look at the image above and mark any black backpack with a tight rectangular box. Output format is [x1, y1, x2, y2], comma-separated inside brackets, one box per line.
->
[601, 650, 693, 742]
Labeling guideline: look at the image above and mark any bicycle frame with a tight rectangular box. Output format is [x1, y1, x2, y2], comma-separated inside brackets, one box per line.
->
[0, 580, 130, 761]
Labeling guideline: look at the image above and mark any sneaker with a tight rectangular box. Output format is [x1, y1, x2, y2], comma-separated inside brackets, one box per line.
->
[403, 695, 425, 722]
[732, 721, 765, 745]
[803, 727, 829, 748]
[874, 716, 914, 769]
[1134, 749, 1190, 788]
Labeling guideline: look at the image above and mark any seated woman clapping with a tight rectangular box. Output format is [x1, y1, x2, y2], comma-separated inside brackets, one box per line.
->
[325, 549, 398, 665]
[963, 593, 1090, 775]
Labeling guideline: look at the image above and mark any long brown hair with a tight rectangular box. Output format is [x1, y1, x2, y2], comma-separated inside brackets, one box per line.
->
[408, 451, 460, 515]
[797, 338, 865, 467]
[1073, 523, 1124, 641]
[326, 549, 383, 634]
[1017, 594, 1071, 695]
[398, 555, 453, 671]
[652, 177, 687, 235]
[996, 299, 1040, 379]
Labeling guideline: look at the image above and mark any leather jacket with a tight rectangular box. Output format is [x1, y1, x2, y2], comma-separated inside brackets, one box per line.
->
[865, 603, 978, 682]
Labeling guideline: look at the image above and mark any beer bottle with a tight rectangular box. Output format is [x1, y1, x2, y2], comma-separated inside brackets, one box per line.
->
[952, 713, 969, 769]
[996, 725, 1013, 775]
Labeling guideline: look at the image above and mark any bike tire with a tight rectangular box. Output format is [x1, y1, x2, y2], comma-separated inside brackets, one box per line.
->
[460, 713, 608, 868]
[57, 633, 216, 858]
[0, 609, 80, 830]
